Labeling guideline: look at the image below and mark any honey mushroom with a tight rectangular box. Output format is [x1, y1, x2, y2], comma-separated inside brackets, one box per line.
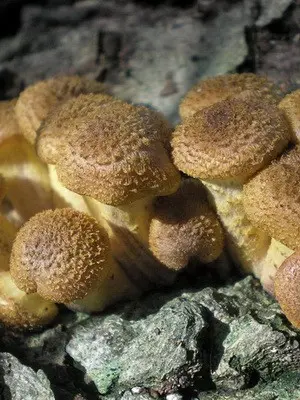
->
[172, 89, 291, 283]
[149, 179, 224, 271]
[36, 96, 182, 286]
[0, 176, 58, 328]
[10, 208, 139, 313]
[0, 99, 53, 226]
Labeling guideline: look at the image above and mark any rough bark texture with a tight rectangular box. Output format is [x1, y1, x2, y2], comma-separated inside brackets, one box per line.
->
[0, 0, 300, 399]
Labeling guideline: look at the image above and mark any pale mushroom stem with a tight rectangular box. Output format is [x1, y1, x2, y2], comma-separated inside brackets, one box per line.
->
[0, 271, 58, 328]
[202, 179, 271, 277]
[260, 238, 294, 295]
[86, 197, 177, 287]
[0, 136, 53, 225]
[49, 165, 91, 214]
[67, 257, 141, 313]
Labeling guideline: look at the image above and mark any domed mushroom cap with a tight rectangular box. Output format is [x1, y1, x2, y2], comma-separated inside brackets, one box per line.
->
[36, 93, 116, 164]
[149, 179, 224, 270]
[172, 91, 290, 182]
[0, 271, 58, 329]
[274, 251, 300, 328]
[15, 75, 107, 145]
[279, 89, 300, 143]
[45, 100, 180, 205]
[10, 208, 112, 303]
[243, 147, 300, 251]
[179, 73, 280, 120]
[37, 94, 173, 165]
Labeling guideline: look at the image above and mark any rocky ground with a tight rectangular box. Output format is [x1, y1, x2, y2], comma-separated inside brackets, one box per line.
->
[0, 0, 300, 399]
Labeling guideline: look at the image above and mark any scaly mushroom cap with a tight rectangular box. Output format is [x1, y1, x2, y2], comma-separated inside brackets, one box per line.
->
[38, 98, 180, 205]
[172, 91, 290, 182]
[274, 251, 300, 328]
[0, 271, 58, 329]
[15, 75, 107, 145]
[36, 93, 120, 164]
[179, 73, 280, 120]
[10, 208, 112, 303]
[149, 179, 224, 270]
[243, 146, 300, 250]
[279, 89, 300, 143]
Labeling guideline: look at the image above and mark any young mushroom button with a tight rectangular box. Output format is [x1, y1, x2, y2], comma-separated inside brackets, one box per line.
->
[149, 179, 224, 271]
[279, 89, 300, 143]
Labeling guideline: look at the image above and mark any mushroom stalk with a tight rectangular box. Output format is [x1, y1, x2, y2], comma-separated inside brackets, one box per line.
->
[202, 179, 270, 277]
[86, 197, 177, 287]
[0, 136, 53, 225]
[261, 238, 294, 294]
[49, 165, 91, 213]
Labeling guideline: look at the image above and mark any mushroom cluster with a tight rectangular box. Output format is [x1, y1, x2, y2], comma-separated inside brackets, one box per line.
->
[172, 73, 300, 329]
[2, 72, 300, 331]
[0, 75, 225, 329]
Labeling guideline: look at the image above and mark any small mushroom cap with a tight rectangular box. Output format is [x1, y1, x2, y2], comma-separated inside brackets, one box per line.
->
[279, 89, 300, 143]
[172, 91, 290, 182]
[149, 179, 224, 270]
[39, 98, 180, 205]
[179, 73, 280, 120]
[274, 251, 300, 328]
[10, 208, 112, 303]
[0, 271, 58, 329]
[15, 75, 107, 145]
[243, 146, 300, 251]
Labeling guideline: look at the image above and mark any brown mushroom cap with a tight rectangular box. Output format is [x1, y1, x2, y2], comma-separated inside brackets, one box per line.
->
[149, 179, 224, 270]
[179, 73, 280, 120]
[243, 146, 300, 251]
[274, 251, 300, 328]
[172, 91, 290, 182]
[10, 208, 112, 303]
[36, 93, 120, 164]
[38, 98, 180, 205]
[279, 89, 300, 143]
[15, 75, 107, 145]
[0, 271, 58, 329]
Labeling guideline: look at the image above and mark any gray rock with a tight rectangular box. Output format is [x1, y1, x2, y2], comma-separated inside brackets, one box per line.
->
[256, 0, 294, 27]
[0, 353, 55, 400]
[67, 295, 208, 395]
[64, 277, 300, 398]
